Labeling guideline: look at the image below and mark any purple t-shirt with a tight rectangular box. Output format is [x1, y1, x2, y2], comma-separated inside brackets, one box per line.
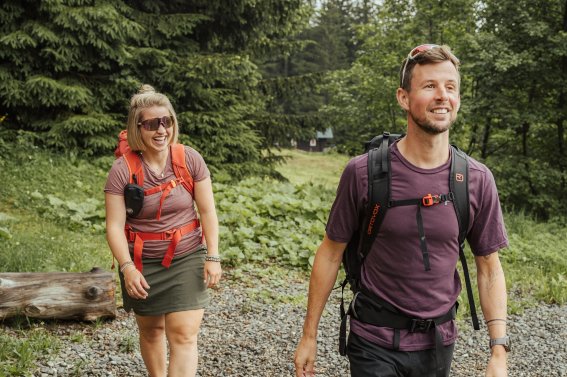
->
[326, 141, 508, 351]
[104, 145, 210, 259]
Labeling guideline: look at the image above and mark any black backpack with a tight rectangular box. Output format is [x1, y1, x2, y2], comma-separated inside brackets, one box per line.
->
[339, 132, 480, 356]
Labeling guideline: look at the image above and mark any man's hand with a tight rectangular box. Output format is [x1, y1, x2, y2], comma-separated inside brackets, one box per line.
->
[294, 336, 317, 377]
[485, 347, 507, 377]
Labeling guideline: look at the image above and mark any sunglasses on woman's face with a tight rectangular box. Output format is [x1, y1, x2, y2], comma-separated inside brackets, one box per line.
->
[138, 116, 174, 131]
[400, 44, 439, 87]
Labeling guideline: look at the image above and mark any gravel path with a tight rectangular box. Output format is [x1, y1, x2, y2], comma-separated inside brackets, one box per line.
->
[28, 269, 567, 376]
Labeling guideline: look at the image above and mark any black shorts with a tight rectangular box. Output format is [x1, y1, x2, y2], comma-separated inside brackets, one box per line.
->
[347, 331, 455, 377]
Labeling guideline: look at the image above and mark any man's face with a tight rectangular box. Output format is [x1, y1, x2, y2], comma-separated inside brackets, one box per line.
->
[399, 61, 461, 135]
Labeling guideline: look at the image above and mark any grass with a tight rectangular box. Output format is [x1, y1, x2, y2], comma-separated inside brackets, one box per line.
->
[274, 148, 350, 189]
[0, 319, 62, 376]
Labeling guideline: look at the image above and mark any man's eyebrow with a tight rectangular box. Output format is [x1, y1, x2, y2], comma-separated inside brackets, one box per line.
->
[421, 79, 459, 85]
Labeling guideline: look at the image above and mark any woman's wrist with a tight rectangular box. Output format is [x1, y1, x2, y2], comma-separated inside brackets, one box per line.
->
[119, 260, 136, 273]
[205, 254, 221, 262]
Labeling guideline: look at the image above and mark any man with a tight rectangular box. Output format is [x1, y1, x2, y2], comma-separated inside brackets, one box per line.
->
[294, 45, 509, 377]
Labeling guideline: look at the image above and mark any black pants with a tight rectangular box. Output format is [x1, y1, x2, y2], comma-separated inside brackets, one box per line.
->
[347, 332, 455, 377]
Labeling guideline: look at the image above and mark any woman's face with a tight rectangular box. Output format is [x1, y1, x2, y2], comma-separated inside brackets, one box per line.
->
[138, 106, 174, 155]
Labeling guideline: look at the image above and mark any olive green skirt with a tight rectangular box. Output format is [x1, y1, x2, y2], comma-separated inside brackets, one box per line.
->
[119, 248, 209, 316]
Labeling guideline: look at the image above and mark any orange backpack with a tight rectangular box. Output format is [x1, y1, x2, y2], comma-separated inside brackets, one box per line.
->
[114, 130, 200, 272]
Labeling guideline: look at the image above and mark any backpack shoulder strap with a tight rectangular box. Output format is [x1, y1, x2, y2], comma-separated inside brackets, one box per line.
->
[339, 132, 399, 356]
[123, 151, 144, 186]
[450, 145, 469, 244]
[359, 132, 400, 260]
[170, 144, 194, 197]
[449, 145, 480, 330]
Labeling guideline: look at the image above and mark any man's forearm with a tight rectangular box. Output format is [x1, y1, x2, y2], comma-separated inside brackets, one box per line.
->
[476, 252, 508, 339]
[302, 236, 345, 339]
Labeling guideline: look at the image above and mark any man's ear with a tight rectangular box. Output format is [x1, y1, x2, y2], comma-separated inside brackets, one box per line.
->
[396, 87, 409, 111]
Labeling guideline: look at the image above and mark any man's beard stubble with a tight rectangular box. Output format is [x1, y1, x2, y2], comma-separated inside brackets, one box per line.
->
[410, 112, 456, 135]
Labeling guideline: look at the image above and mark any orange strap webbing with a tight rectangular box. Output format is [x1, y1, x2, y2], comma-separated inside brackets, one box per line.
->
[171, 144, 194, 194]
[123, 151, 144, 185]
[144, 179, 180, 220]
[125, 219, 200, 272]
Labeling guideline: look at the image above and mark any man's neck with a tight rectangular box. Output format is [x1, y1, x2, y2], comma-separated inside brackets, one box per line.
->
[397, 130, 450, 169]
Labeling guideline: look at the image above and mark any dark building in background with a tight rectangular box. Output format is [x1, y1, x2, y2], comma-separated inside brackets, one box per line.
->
[296, 128, 334, 152]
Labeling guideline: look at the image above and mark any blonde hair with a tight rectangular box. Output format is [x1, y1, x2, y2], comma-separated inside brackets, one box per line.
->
[399, 45, 460, 91]
[126, 84, 179, 152]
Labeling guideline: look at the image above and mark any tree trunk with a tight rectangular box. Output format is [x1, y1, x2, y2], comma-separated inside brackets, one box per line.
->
[0, 268, 116, 321]
[481, 121, 491, 159]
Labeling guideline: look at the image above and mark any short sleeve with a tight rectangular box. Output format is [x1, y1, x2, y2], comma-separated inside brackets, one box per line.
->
[325, 156, 366, 243]
[466, 162, 509, 256]
[104, 157, 129, 196]
[185, 146, 210, 182]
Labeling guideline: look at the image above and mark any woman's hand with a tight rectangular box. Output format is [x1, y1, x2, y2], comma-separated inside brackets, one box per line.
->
[123, 265, 150, 299]
[204, 259, 222, 288]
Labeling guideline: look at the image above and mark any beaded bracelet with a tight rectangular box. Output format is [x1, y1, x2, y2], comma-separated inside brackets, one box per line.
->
[205, 255, 221, 262]
[120, 260, 135, 273]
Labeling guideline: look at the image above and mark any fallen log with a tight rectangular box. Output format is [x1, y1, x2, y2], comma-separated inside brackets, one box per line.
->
[0, 267, 116, 321]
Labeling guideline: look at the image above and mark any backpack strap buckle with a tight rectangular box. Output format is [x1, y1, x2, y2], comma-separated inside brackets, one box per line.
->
[409, 318, 434, 333]
[163, 229, 176, 240]
[422, 193, 442, 207]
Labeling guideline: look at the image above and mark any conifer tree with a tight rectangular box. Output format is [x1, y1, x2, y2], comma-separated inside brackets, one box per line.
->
[0, 0, 139, 153]
[0, 0, 308, 179]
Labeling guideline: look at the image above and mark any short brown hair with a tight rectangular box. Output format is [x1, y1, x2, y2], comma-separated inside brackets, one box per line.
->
[126, 84, 179, 152]
[399, 45, 460, 91]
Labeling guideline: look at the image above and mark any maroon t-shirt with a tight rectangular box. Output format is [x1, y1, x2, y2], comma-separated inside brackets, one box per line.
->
[104, 145, 210, 259]
[326, 141, 508, 351]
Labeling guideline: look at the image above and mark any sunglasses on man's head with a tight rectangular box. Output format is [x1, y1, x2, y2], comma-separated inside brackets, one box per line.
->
[400, 44, 440, 88]
[138, 116, 174, 131]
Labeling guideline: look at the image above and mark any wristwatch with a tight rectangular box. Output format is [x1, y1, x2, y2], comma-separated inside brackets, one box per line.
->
[489, 336, 511, 352]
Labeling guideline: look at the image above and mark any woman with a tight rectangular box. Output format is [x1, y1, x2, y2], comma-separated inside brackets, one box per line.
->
[105, 84, 222, 377]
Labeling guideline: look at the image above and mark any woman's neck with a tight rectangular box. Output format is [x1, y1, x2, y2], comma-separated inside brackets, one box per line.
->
[141, 148, 169, 170]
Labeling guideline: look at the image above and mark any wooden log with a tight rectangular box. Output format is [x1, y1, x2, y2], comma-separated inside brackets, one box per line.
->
[0, 267, 116, 321]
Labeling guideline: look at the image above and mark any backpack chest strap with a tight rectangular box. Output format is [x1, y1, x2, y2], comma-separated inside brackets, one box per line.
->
[389, 193, 454, 271]
[143, 178, 186, 221]
[124, 219, 200, 272]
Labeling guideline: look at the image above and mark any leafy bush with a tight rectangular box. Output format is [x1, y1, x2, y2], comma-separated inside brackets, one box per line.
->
[216, 177, 334, 268]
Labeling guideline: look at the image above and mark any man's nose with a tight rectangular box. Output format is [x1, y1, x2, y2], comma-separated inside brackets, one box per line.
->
[435, 86, 449, 100]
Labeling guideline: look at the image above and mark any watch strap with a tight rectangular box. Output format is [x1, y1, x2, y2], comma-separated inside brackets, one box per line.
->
[489, 336, 511, 352]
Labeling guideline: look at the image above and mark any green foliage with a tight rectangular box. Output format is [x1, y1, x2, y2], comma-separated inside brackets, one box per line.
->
[0, 0, 138, 154]
[501, 213, 567, 305]
[0, 130, 107, 233]
[216, 177, 334, 268]
[0, 322, 61, 377]
[257, 0, 372, 149]
[460, 0, 567, 219]
[319, 0, 566, 218]
[0, 133, 109, 272]
[0, 0, 309, 180]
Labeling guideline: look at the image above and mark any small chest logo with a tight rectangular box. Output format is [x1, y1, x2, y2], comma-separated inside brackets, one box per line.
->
[456, 173, 464, 182]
